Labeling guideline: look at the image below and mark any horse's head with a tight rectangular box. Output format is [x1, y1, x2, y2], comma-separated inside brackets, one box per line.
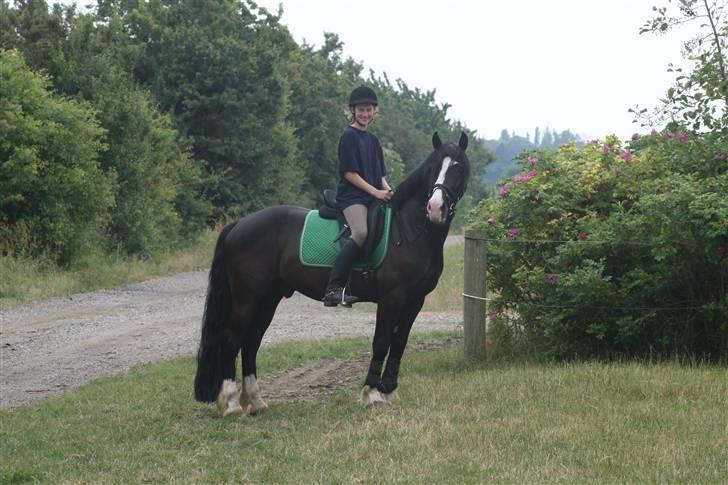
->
[424, 132, 470, 225]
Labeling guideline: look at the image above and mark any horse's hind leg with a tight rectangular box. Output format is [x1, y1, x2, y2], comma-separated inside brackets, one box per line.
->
[215, 302, 255, 417]
[215, 336, 244, 417]
[239, 292, 282, 415]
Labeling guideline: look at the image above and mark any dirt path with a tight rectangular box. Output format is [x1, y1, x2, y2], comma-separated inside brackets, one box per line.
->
[260, 336, 461, 405]
[0, 238, 464, 409]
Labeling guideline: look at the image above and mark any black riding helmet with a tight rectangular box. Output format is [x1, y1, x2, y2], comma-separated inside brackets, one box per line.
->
[349, 86, 378, 107]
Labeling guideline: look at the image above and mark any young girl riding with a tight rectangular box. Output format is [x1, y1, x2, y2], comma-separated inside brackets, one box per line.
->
[323, 86, 393, 307]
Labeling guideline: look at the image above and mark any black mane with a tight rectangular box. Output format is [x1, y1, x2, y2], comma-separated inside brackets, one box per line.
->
[390, 141, 470, 211]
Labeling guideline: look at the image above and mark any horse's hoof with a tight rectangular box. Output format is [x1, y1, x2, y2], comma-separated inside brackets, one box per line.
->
[381, 389, 399, 404]
[249, 399, 269, 416]
[216, 379, 241, 416]
[360, 385, 386, 407]
[222, 402, 245, 417]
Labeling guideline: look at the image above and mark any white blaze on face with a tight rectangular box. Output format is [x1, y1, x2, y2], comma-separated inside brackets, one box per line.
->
[427, 156, 453, 224]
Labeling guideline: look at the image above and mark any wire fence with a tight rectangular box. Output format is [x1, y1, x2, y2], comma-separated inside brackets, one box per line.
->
[462, 233, 724, 313]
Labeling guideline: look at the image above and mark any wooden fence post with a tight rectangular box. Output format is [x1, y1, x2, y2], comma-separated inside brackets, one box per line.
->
[463, 231, 487, 361]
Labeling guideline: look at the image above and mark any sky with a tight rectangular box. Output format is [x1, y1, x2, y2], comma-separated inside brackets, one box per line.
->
[254, 0, 700, 141]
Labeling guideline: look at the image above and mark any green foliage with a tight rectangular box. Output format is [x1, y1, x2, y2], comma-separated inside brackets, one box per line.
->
[470, 131, 728, 360]
[0, 49, 114, 263]
[1, 0, 491, 268]
[119, 0, 307, 216]
[286, 33, 362, 200]
[633, 0, 728, 131]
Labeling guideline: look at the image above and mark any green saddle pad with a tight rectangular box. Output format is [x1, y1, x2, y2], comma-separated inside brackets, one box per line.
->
[299, 206, 391, 269]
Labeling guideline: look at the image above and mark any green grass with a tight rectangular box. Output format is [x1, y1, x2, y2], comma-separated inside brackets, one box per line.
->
[0, 228, 218, 310]
[423, 241, 464, 312]
[2, 333, 726, 483]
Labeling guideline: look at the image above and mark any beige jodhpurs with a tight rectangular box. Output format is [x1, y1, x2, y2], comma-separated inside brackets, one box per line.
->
[342, 204, 368, 247]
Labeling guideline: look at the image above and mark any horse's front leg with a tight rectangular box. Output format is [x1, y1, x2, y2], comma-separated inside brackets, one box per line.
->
[378, 296, 425, 401]
[361, 298, 402, 406]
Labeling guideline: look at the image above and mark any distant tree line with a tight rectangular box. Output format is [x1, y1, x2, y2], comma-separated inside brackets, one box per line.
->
[0, 0, 492, 264]
[483, 128, 583, 187]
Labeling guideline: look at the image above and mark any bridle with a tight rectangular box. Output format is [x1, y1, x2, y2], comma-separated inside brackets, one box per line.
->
[427, 182, 461, 221]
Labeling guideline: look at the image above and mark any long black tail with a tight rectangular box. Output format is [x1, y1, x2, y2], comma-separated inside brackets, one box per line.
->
[194, 222, 236, 402]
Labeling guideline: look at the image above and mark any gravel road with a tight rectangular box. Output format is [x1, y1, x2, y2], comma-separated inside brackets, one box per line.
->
[0, 236, 464, 409]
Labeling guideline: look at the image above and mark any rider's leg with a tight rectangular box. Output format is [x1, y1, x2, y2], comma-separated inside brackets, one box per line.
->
[323, 204, 367, 306]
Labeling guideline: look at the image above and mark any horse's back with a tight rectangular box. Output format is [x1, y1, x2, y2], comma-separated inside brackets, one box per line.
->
[223, 206, 309, 291]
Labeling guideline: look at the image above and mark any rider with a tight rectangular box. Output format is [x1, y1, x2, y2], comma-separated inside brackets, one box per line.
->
[323, 86, 393, 307]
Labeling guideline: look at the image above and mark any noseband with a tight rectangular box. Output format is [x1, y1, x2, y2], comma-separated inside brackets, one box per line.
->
[427, 183, 461, 220]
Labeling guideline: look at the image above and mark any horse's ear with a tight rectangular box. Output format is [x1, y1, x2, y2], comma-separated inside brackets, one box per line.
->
[432, 132, 442, 149]
[458, 132, 468, 151]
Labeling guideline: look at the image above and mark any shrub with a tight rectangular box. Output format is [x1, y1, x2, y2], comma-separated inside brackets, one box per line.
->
[469, 131, 727, 361]
[0, 49, 114, 263]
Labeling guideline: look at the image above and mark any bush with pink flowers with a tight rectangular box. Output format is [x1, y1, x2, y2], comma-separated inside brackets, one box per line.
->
[469, 130, 727, 361]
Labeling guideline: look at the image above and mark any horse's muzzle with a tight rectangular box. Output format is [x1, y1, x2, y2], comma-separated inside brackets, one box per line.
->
[426, 193, 448, 225]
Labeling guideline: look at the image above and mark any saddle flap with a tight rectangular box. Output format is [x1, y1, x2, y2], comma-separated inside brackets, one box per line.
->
[299, 204, 391, 270]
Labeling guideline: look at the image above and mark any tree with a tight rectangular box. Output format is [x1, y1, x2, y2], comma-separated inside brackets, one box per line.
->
[632, 0, 728, 131]
[128, 0, 306, 216]
[285, 33, 362, 201]
[0, 49, 114, 262]
[3, 2, 211, 254]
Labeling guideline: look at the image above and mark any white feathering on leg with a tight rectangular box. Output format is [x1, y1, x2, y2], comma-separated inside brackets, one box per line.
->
[243, 375, 268, 415]
[360, 385, 386, 407]
[217, 379, 244, 417]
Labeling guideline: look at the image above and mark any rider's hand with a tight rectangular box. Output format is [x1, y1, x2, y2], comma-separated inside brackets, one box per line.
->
[374, 189, 393, 201]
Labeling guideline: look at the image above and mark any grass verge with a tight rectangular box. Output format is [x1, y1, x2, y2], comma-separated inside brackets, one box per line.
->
[0, 229, 218, 310]
[2, 332, 726, 483]
[1, 233, 464, 313]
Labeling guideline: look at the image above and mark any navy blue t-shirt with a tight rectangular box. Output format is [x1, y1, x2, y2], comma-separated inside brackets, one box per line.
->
[336, 126, 387, 209]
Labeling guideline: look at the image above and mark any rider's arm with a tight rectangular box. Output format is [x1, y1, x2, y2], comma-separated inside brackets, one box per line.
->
[343, 172, 392, 201]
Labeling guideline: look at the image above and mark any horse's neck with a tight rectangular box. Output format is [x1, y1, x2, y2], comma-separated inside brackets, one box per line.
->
[394, 197, 450, 250]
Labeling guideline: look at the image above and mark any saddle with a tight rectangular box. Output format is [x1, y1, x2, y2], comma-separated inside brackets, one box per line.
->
[318, 189, 386, 261]
[298, 191, 391, 271]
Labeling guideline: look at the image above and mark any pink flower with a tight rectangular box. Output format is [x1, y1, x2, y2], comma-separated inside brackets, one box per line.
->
[631, 133, 640, 141]
[499, 186, 510, 197]
[514, 174, 529, 183]
[527, 170, 537, 178]
[507, 227, 519, 240]
[678, 133, 688, 143]
[650, 129, 659, 136]
[547, 274, 558, 284]
[578, 232, 588, 240]
[527, 155, 538, 165]
[619, 151, 633, 161]
[487, 217, 495, 225]
[489, 314, 498, 321]
[602, 146, 610, 153]
[666, 131, 674, 139]
[718, 153, 728, 161]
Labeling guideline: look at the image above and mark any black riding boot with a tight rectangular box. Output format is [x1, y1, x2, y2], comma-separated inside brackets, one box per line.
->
[323, 240, 362, 307]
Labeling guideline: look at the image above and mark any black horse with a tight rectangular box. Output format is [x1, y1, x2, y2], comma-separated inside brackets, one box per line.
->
[194, 132, 470, 416]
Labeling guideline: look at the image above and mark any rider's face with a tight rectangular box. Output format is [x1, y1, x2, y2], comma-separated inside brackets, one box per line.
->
[351, 104, 376, 128]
